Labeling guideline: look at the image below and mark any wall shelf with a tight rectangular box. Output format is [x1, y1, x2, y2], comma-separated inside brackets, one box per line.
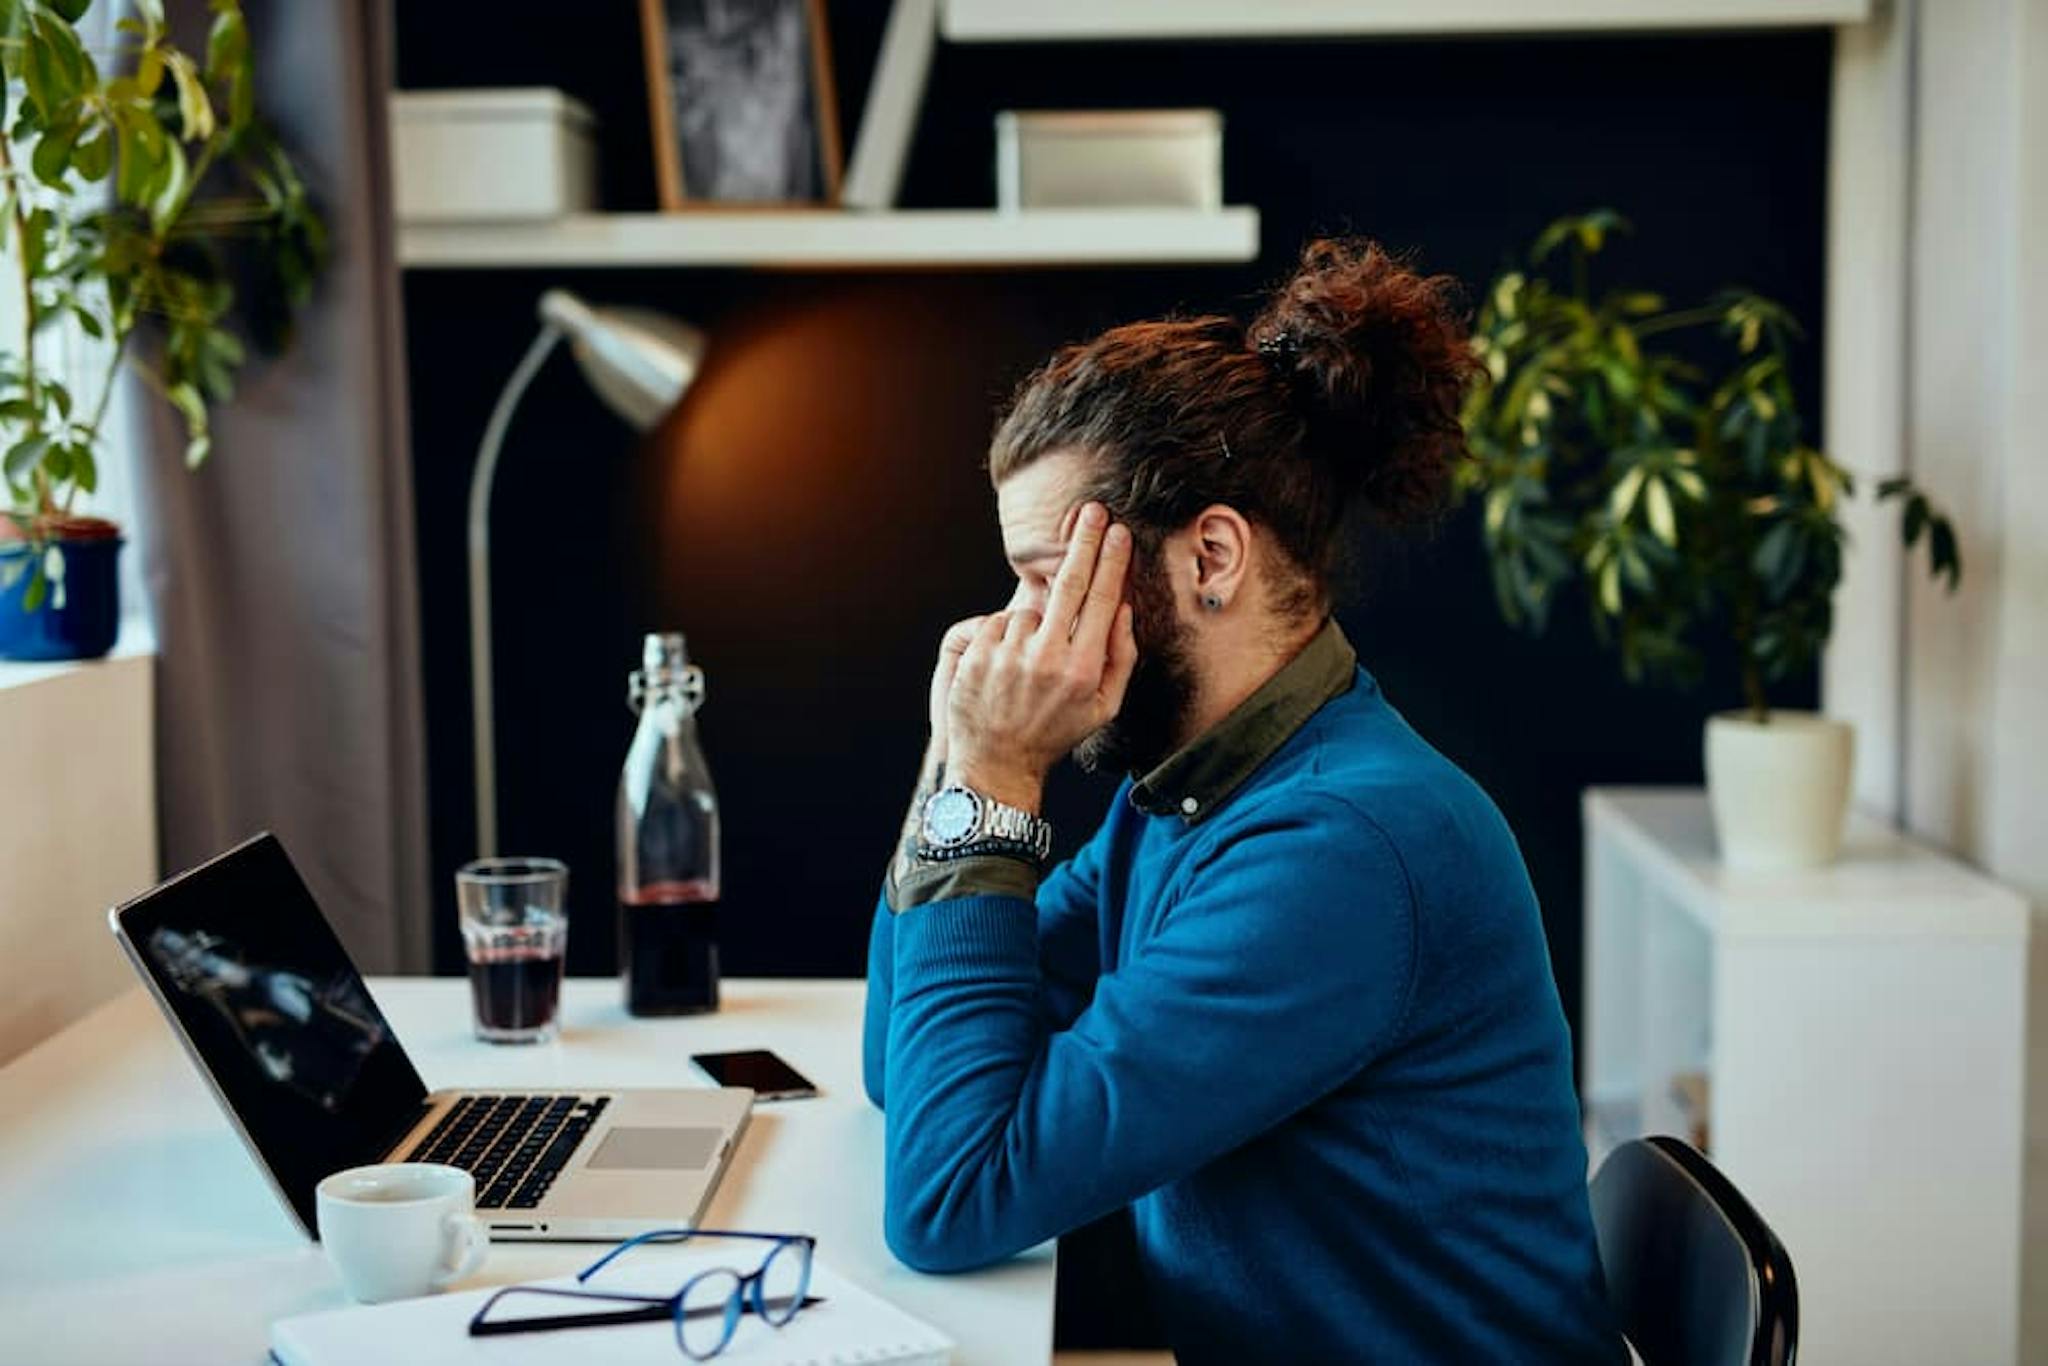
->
[942, 0, 1871, 41]
[397, 208, 1260, 271]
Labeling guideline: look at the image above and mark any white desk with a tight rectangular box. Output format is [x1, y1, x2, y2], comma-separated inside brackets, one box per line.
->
[0, 977, 1057, 1364]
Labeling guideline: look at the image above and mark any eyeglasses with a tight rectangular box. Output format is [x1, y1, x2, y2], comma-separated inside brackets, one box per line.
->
[469, 1228, 819, 1359]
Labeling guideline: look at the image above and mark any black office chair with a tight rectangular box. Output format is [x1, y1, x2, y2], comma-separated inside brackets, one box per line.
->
[1590, 1136, 1798, 1366]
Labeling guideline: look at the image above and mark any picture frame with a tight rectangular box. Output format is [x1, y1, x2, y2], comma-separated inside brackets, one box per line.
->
[638, 0, 844, 209]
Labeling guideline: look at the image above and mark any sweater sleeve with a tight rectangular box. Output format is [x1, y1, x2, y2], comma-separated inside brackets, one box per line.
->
[862, 816, 1110, 1113]
[880, 796, 1417, 1273]
[862, 886, 896, 1110]
[1027, 816, 1108, 1030]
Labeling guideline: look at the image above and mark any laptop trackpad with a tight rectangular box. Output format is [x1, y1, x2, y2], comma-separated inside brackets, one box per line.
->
[585, 1126, 722, 1171]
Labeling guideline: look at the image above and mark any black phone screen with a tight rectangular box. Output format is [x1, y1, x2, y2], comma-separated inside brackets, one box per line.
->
[691, 1049, 817, 1098]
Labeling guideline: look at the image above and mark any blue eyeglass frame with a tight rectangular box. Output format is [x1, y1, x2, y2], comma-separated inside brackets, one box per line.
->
[468, 1227, 818, 1360]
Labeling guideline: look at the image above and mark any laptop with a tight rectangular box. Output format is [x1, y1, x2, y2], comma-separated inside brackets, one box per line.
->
[108, 833, 753, 1243]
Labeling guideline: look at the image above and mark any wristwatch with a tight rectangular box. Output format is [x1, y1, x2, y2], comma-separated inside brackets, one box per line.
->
[916, 784, 1053, 867]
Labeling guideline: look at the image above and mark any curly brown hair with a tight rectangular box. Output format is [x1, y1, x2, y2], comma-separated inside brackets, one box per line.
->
[988, 238, 1483, 619]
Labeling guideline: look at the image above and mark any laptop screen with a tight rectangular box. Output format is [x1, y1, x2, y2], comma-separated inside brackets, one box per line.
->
[114, 834, 429, 1236]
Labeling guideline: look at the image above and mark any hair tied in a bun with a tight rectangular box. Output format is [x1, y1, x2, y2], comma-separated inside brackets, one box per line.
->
[1250, 237, 1483, 524]
[1255, 330, 1301, 367]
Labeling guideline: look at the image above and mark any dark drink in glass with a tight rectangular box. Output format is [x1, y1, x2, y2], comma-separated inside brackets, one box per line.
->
[456, 858, 569, 1044]
[620, 880, 719, 1015]
[618, 633, 722, 1017]
[466, 944, 565, 1035]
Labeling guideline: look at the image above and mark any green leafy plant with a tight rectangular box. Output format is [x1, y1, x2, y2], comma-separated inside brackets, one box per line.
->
[1459, 210, 1960, 722]
[0, 0, 326, 608]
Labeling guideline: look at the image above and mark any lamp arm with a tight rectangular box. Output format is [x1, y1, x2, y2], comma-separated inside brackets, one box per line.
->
[468, 323, 564, 859]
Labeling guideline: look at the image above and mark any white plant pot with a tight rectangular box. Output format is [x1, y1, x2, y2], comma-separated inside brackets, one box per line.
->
[1704, 710, 1854, 870]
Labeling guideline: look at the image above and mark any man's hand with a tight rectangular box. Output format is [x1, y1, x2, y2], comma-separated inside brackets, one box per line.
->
[927, 615, 989, 764]
[945, 503, 1138, 813]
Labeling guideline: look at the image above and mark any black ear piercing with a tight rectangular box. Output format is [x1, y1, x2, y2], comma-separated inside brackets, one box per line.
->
[1203, 594, 1224, 612]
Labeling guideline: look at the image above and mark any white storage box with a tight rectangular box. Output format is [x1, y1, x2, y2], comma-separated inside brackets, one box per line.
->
[391, 88, 597, 223]
[996, 110, 1222, 211]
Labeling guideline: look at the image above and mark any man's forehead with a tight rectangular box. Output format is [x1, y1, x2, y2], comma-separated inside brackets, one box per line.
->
[997, 452, 1090, 555]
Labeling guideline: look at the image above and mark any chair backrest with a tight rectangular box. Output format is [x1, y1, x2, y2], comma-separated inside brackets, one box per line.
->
[1589, 1136, 1798, 1366]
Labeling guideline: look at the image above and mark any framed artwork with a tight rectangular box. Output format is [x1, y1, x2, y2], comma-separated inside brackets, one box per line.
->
[638, 0, 844, 208]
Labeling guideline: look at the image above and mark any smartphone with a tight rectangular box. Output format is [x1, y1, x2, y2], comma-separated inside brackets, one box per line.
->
[690, 1049, 819, 1101]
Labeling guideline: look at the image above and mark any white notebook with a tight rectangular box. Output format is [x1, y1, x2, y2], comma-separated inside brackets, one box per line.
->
[270, 1253, 952, 1366]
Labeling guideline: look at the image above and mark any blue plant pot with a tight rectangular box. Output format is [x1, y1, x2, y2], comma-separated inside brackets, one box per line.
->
[0, 536, 124, 661]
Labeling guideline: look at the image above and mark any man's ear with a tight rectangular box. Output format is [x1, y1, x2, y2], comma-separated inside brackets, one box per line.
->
[1190, 504, 1253, 611]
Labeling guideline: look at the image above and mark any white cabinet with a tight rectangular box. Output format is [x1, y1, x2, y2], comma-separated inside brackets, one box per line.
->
[1583, 787, 2029, 1365]
[0, 634, 157, 1064]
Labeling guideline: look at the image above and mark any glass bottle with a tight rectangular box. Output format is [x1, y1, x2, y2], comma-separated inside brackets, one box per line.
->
[617, 632, 722, 1015]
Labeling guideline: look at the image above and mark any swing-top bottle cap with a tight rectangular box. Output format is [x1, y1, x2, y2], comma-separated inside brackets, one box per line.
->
[628, 632, 702, 715]
[642, 632, 690, 676]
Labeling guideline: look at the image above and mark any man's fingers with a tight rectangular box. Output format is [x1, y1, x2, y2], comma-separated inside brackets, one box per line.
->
[1002, 609, 1041, 646]
[1072, 522, 1132, 655]
[959, 612, 1008, 674]
[932, 616, 989, 730]
[1042, 502, 1108, 636]
[941, 615, 986, 661]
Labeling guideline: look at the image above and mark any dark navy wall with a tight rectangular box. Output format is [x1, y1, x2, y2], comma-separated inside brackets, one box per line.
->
[396, 8, 1828, 1346]
[396, 5, 1829, 1054]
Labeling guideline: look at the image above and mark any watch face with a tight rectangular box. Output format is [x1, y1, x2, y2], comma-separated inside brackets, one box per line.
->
[923, 787, 981, 847]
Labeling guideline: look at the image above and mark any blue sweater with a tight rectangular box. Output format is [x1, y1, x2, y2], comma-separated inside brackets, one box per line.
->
[864, 664, 1620, 1363]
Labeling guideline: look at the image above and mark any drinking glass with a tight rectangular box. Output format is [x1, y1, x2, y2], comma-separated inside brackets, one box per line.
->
[457, 858, 568, 1044]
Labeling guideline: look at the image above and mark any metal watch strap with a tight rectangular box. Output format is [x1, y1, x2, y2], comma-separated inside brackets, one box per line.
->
[978, 798, 1052, 862]
[918, 837, 1045, 866]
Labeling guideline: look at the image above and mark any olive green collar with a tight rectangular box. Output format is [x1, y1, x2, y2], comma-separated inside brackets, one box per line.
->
[1128, 619, 1358, 825]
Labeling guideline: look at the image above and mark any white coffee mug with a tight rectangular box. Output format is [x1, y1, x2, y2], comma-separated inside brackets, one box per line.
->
[316, 1162, 488, 1304]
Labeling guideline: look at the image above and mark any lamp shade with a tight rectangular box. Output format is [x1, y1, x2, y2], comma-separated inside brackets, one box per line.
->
[538, 288, 706, 431]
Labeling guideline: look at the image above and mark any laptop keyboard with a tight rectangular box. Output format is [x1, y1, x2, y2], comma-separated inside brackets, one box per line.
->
[403, 1093, 610, 1211]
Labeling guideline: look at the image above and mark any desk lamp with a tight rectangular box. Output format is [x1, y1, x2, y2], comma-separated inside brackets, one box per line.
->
[469, 289, 706, 856]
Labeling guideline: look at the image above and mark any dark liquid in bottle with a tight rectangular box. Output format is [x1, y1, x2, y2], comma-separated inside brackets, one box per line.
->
[621, 880, 720, 1015]
[467, 946, 564, 1034]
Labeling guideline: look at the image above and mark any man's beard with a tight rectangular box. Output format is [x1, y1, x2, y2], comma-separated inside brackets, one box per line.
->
[1073, 550, 1198, 777]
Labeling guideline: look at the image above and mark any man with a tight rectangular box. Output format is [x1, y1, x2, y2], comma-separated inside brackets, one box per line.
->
[862, 240, 1622, 1363]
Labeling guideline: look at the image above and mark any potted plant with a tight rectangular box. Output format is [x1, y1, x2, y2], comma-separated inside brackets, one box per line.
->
[0, 0, 324, 660]
[1459, 211, 1960, 869]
